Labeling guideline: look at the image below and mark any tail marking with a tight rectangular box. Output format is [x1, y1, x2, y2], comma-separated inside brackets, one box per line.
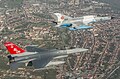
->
[4, 42, 25, 54]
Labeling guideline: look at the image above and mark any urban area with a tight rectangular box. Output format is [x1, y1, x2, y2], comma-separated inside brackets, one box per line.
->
[0, 0, 120, 79]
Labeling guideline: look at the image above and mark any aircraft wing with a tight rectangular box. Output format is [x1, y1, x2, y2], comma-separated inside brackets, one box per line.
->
[32, 56, 65, 69]
[69, 22, 93, 30]
[32, 57, 52, 69]
[10, 62, 24, 70]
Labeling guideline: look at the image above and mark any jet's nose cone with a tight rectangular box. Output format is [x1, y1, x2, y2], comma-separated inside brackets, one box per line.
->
[66, 48, 88, 54]
[77, 48, 88, 52]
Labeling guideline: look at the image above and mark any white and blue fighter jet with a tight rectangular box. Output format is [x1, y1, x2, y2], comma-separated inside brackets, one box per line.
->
[51, 13, 114, 30]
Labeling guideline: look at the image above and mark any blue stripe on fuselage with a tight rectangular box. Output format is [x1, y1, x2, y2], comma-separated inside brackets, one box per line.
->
[78, 25, 93, 29]
[60, 23, 72, 28]
[69, 25, 93, 31]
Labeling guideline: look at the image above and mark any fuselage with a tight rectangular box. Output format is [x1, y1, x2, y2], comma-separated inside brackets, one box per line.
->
[59, 15, 112, 28]
[4, 42, 88, 70]
[11, 48, 87, 64]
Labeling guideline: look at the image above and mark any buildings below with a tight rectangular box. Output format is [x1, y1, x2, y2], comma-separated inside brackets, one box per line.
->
[0, 0, 120, 79]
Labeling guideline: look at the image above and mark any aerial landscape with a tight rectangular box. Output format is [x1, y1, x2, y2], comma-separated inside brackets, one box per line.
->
[0, 0, 120, 79]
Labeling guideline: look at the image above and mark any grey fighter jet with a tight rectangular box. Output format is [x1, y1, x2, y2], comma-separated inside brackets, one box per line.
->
[4, 42, 88, 70]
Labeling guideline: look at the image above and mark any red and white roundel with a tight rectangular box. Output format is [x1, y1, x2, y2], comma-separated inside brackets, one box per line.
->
[61, 16, 64, 20]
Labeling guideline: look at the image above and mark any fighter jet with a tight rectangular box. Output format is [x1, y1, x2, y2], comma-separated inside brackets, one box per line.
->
[4, 42, 88, 70]
[51, 13, 114, 30]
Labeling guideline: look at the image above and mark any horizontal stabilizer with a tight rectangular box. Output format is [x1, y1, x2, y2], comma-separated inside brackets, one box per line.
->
[10, 62, 23, 70]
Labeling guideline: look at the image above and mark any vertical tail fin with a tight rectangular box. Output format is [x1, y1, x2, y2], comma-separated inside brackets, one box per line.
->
[53, 13, 72, 24]
[4, 42, 25, 54]
[53, 13, 65, 24]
